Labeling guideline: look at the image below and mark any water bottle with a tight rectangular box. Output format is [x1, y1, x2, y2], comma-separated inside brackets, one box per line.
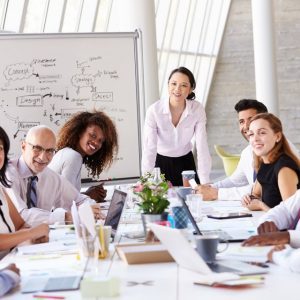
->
[152, 167, 162, 184]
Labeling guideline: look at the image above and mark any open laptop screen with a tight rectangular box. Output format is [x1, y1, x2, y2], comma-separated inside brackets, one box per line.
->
[104, 189, 127, 234]
[177, 191, 255, 243]
[177, 191, 202, 235]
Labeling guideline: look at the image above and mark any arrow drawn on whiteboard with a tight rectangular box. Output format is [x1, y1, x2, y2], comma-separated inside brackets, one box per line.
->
[13, 129, 26, 139]
[4, 111, 19, 123]
[32, 73, 39, 77]
[42, 93, 52, 98]
[55, 112, 62, 116]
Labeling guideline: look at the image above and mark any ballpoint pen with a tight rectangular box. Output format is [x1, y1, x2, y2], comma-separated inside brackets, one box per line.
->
[33, 295, 65, 299]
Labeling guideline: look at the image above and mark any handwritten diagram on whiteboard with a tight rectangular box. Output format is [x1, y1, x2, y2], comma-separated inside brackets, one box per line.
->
[0, 32, 142, 181]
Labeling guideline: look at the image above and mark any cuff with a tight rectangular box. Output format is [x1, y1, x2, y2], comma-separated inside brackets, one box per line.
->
[288, 230, 300, 248]
[198, 172, 210, 185]
[49, 208, 67, 224]
[272, 246, 292, 266]
[2, 269, 20, 286]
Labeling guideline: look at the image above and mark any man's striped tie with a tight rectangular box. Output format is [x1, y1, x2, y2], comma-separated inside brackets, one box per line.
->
[26, 176, 38, 208]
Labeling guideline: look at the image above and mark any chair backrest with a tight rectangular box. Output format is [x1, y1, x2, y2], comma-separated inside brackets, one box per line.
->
[214, 145, 240, 176]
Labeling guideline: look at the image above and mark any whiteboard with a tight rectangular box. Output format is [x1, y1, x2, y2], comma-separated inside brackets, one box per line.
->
[0, 32, 142, 181]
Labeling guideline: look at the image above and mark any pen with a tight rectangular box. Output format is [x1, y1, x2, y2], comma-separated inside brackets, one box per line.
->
[33, 295, 65, 299]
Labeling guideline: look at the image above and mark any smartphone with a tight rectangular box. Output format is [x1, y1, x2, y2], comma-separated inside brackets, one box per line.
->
[207, 212, 253, 219]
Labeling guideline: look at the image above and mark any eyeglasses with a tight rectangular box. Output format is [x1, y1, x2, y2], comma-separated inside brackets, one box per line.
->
[26, 142, 56, 156]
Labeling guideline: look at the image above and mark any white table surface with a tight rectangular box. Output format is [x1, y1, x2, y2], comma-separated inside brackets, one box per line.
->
[2, 199, 300, 299]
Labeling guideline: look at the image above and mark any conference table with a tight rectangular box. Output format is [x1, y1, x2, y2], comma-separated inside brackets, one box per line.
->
[2, 198, 300, 300]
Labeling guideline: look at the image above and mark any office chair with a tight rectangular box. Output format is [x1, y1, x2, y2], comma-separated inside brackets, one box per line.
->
[214, 145, 240, 176]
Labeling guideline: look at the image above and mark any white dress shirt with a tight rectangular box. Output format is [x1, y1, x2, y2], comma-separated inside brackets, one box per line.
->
[258, 190, 300, 248]
[272, 245, 300, 273]
[48, 147, 83, 191]
[212, 145, 253, 200]
[142, 98, 211, 184]
[4, 156, 90, 226]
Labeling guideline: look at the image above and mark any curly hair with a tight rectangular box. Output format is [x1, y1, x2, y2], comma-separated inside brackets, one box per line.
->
[56, 111, 118, 178]
[250, 113, 300, 171]
[0, 127, 11, 187]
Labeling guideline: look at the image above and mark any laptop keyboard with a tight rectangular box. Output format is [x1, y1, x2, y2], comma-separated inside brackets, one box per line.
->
[121, 211, 142, 224]
[207, 262, 236, 273]
[22, 277, 48, 293]
[44, 276, 81, 291]
[202, 230, 232, 241]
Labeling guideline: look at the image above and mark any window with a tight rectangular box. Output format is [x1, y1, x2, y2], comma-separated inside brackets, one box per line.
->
[0, 0, 230, 106]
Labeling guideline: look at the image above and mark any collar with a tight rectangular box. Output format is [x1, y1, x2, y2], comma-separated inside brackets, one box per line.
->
[162, 98, 192, 116]
[17, 156, 39, 180]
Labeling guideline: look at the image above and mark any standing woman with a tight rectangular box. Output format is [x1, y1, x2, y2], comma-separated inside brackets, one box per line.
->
[48, 111, 118, 202]
[142, 67, 211, 186]
[242, 113, 300, 211]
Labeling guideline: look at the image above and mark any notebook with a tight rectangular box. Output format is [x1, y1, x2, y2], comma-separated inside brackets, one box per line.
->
[149, 223, 267, 276]
[104, 189, 127, 238]
[177, 191, 256, 242]
[21, 255, 89, 293]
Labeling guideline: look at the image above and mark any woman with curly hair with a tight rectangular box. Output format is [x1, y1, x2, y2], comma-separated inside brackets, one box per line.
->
[49, 111, 118, 202]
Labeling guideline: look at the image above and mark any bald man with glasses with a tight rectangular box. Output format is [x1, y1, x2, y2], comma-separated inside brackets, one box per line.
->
[4, 125, 102, 226]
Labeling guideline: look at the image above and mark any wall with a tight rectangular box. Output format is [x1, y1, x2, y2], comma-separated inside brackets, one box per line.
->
[206, 0, 300, 169]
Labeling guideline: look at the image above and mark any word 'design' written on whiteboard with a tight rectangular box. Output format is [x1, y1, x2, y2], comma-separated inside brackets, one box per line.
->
[0, 32, 142, 181]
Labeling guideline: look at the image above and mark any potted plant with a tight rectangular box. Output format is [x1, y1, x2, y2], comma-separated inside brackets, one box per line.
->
[133, 169, 170, 234]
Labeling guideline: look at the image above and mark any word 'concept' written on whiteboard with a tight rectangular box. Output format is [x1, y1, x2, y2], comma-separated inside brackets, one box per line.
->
[0, 32, 142, 181]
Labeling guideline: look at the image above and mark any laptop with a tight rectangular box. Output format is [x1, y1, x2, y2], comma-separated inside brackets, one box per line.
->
[149, 223, 267, 276]
[176, 187, 193, 200]
[177, 191, 256, 242]
[104, 189, 127, 238]
[21, 253, 89, 293]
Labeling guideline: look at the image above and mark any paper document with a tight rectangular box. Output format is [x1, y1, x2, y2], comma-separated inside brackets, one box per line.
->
[17, 241, 78, 255]
[220, 245, 273, 263]
[199, 217, 256, 230]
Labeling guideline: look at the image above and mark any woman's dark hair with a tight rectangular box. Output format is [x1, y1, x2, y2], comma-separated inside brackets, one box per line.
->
[250, 113, 300, 171]
[56, 111, 118, 178]
[168, 66, 196, 100]
[0, 127, 11, 187]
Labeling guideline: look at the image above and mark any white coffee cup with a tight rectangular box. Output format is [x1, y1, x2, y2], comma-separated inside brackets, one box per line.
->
[181, 170, 196, 187]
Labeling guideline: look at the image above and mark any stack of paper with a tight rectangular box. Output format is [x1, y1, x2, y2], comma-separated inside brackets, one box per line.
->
[194, 273, 264, 287]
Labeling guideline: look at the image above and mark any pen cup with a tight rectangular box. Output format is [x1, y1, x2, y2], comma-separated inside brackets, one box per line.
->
[95, 225, 111, 259]
[78, 224, 98, 259]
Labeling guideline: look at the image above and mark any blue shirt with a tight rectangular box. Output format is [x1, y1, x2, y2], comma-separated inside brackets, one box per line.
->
[0, 270, 19, 296]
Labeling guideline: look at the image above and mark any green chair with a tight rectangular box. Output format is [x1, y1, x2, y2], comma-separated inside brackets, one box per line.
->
[214, 145, 241, 176]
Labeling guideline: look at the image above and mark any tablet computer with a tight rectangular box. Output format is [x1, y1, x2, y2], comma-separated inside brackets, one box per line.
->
[206, 212, 253, 220]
